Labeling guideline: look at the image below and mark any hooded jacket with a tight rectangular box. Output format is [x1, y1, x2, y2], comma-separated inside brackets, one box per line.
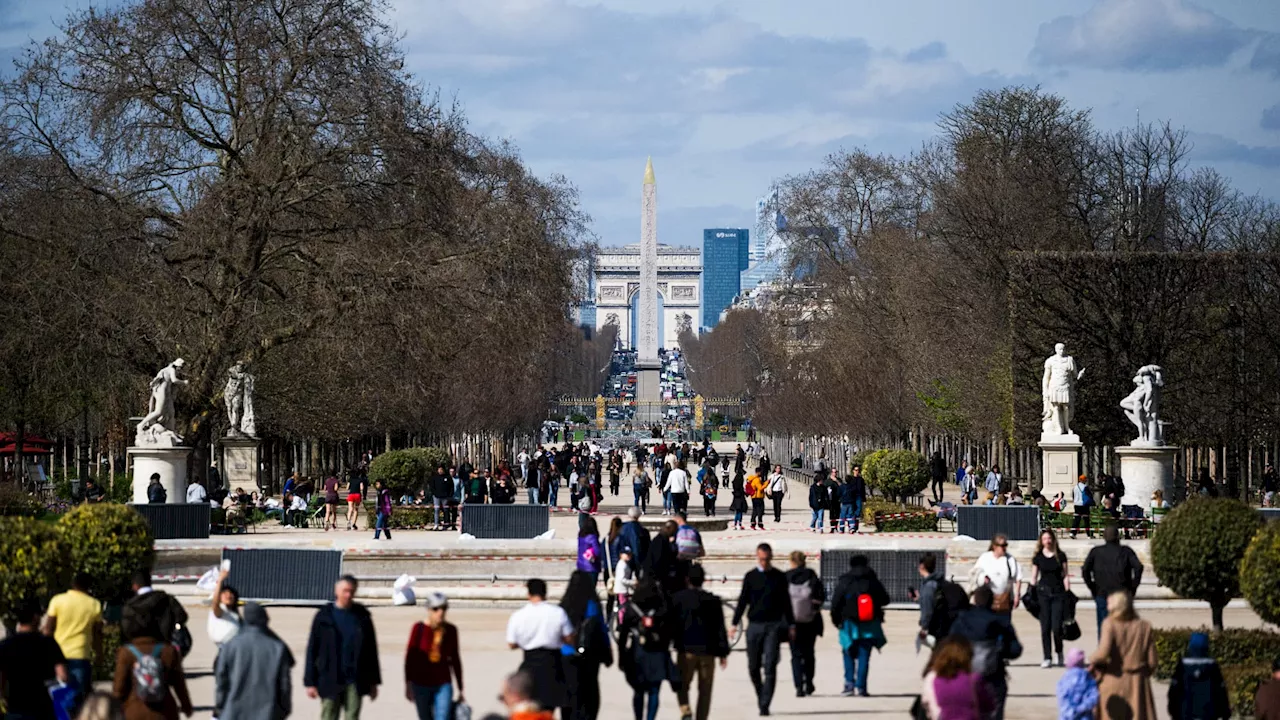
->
[830, 565, 891, 625]
[215, 624, 294, 720]
[122, 589, 189, 643]
[917, 568, 945, 631]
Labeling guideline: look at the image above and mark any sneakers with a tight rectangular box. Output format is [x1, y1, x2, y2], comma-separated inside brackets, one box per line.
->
[1040, 659, 1053, 668]
[841, 686, 855, 697]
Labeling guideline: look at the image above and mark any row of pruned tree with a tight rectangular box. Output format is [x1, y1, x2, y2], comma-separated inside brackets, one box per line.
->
[0, 0, 608, 481]
[683, 87, 1280, 462]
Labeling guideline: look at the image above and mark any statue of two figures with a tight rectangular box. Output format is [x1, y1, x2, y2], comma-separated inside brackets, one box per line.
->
[135, 359, 256, 446]
[1120, 364, 1165, 447]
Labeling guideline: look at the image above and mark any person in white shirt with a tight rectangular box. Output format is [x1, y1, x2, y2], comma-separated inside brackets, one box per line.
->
[506, 579, 574, 712]
[186, 481, 208, 504]
[666, 462, 691, 517]
[517, 449, 530, 480]
[767, 467, 788, 523]
[207, 569, 241, 648]
[969, 534, 1023, 614]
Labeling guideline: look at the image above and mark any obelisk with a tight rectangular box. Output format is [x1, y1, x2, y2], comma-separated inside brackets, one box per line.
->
[636, 157, 663, 427]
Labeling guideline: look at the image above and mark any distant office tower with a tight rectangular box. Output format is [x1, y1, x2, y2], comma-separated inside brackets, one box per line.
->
[701, 228, 749, 330]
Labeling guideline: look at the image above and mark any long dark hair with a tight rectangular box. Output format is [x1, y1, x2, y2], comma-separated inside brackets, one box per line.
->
[579, 515, 599, 539]
[560, 570, 599, 625]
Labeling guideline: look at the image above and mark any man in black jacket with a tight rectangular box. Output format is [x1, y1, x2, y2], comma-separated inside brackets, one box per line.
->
[672, 566, 730, 720]
[950, 586, 1022, 720]
[930, 451, 947, 503]
[829, 555, 890, 697]
[1082, 525, 1144, 638]
[122, 571, 189, 646]
[430, 465, 452, 530]
[304, 576, 381, 720]
[731, 543, 795, 716]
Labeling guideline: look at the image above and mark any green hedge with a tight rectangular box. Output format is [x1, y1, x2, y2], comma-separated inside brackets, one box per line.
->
[365, 505, 436, 529]
[1152, 628, 1280, 679]
[1223, 663, 1271, 718]
[368, 447, 449, 496]
[1152, 497, 1263, 629]
[863, 499, 938, 532]
[94, 623, 123, 682]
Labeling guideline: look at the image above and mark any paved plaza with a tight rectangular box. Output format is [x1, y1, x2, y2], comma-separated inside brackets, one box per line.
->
[174, 603, 1261, 720]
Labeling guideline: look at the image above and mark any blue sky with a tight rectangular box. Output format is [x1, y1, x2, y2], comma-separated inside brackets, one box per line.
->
[5, 0, 1280, 247]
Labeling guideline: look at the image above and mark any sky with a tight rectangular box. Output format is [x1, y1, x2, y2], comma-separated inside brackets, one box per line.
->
[4, 0, 1280, 248]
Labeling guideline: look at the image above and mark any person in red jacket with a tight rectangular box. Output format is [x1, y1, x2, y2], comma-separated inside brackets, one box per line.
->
[404, 592, 463, 720]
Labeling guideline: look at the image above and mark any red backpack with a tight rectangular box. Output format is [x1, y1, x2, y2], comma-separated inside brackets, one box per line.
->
[856, 592, 875, 622]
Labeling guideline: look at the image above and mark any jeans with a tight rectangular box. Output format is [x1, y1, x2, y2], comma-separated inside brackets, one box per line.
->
[67, 658, 92, 712]
[1095, 596, 1108, 639]
[633, 485, 644, 509]
[549, 483, 559, 507]
[839, 503, 856, 532]
[320, 684, 363, 720]
[373, 511, 392, 539]
[676, 652, 717, 720]
[432, 498, 447, 526]
[809, 508, 825, 529]
[663, 491, 673, 512]
[1039, 590, 1065, 660]
[632, 682, 661, 720]
[411, 682, 453, 720]
[842, 639, 873, 692]
[746, 620, 785, 711]
[790, 622, 818, 693]
[527, 487, 539, 504]
[733, 509, 744, 526]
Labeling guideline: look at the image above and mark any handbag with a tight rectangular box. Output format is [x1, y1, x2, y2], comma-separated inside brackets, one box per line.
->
[909, 695, 929, 720]
[1021, 586, 1041, 619]
[1061, 592, 1081, 641]
[452, 701, 472, 720]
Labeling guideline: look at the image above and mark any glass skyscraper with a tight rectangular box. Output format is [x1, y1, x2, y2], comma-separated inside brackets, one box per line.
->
[701, 228, 750, 330]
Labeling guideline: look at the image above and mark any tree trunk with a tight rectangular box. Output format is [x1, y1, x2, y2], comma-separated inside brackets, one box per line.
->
[1211, 599, 1225, 632]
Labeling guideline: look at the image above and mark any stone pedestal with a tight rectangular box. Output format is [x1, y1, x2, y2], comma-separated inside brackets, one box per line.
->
[1040, 436, 1082, 496]
[129, 446, 190, 504]
[1117, 445, 1177, 506]
[635, 362, 663, 426]
[220, 437, 261, 493]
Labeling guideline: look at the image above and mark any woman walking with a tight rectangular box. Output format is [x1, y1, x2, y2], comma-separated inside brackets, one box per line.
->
[1070, 475, 1093, 539]
[808, 470, 828, 533]
[1090, 591, 1157, 720]
[618, 578, 674, 720]
[920, 635, 994, 720]
[729, 468, 748, 531]
[112, 632, 193, 720]
[577, 516, 604, 585]
[345, 472, 364, 531]
[373, 479, 394, 540]
[560, 571, 612, 720]
[322, 471, 341, 531]
[632, 466, 647, 514]
[1032, 529, 1070, 668]
[404, 592, 464, 720]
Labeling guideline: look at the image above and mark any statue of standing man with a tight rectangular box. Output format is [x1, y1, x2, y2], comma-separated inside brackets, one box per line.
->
[1042, 343, 1085, 439]
[223, 362, 257, 437]
[137, 358, 188, 446]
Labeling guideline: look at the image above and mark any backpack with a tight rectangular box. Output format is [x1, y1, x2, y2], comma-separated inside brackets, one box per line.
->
[928, 579, 970, 638]
[1080, 485, 1094, 507]
[127, 644, 167, 703]
[789, 580, 817, 624]
[856, 593, 875, 622]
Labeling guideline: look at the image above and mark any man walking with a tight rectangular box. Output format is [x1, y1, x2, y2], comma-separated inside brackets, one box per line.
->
[304, 576, 381, 720]
[44, 572, 102, 712]
[667, 461, 691, 518]
[672, 566, 730, 720]
[929, 451, 947, 503]
[830, 555, 890, 697]
[731, 543, 795, 716]
[842, 467, 866, 533]
[746, 469, 767, 530]
[618, 506, 651, 570]
[122, 570, 189, 646]
[216, 602, 293, 720]
[0, 602, 68, 720]
[1082, 525, 1144, 638]
[505, 579, 574, 713]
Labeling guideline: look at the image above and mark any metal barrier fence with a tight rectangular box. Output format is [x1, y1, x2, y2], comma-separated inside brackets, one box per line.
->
[956, 505, 1041, 541]
[460, 504, 551, 539]
[129, 503, 211, 539]
[819, 549, 948, 608]
[223, 548, 343, 603]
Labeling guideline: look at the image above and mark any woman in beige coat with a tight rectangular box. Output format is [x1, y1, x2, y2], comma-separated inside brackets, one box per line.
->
[1090, 591, 1157, 720]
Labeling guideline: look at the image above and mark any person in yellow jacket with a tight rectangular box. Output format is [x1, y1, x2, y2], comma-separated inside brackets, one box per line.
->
[746, 471, 768, 530]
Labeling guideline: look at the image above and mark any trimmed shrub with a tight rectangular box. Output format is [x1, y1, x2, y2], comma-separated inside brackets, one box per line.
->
[1151, 497, 1263, 630]
[93, 623, 123, 681]
[368, 447, 449, 497]
[1241, 522, 1280, 625]
[59, 504, 155, 604]
[0, 483, 42, 518]
[862, 499, 938, 532]
[0, 517, 71, 624]
[864, 449, 929, 502]
[1152, 628, 1280, 679]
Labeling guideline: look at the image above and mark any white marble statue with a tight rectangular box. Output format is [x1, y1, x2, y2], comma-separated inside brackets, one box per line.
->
[136, 358, 188, 446]
[1042, 343, 1086, 438]
[223, 362, 257, 437]
[1120, 364, 1165, 446]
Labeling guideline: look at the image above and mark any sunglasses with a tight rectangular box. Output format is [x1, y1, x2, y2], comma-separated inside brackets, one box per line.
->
[995, 543, 1008, 548]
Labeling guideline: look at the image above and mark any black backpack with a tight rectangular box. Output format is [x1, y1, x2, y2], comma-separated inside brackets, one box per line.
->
[929, 579, 970, 638]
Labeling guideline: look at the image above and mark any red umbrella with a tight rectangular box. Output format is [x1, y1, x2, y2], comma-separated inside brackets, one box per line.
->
[0, 443, 53, 455]
[0, 432, 53, 446]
